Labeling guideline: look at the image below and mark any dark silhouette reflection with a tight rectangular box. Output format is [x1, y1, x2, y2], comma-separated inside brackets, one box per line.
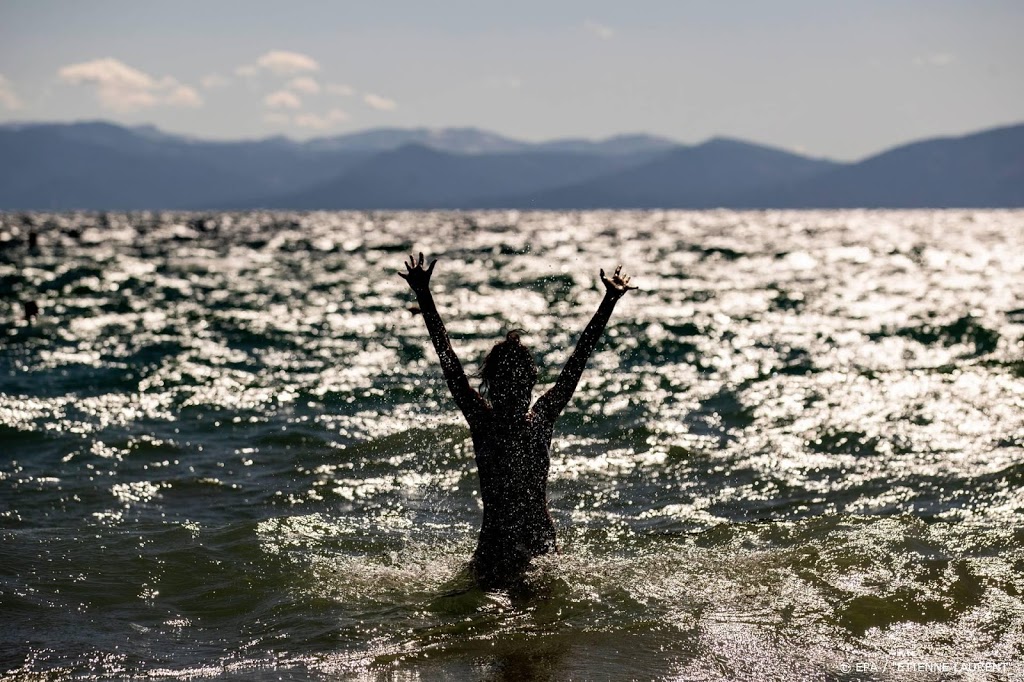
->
[419, 576, 570, 681]
[400, 252, 636, 588]
[480, 638, 569, 682]
[22, 299, 39, 325]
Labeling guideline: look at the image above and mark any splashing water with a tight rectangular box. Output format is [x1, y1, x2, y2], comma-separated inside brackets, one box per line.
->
[1, 210, 1023, 680]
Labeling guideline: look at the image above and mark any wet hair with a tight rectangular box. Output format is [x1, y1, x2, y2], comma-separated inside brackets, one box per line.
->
[479, 330, 538, 398]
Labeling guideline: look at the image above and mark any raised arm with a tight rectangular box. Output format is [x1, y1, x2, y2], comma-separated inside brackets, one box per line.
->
[399, 253, 487, 424]
[534, 266, 636, 422]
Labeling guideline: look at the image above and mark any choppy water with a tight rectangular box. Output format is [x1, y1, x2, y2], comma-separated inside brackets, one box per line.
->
[1, 210, 1022, 681]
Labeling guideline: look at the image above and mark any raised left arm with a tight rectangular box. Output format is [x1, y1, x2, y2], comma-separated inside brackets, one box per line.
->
[533, 265, 637, 422]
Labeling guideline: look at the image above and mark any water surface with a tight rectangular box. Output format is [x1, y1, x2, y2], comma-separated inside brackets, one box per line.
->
[1, 210, 1023, 680]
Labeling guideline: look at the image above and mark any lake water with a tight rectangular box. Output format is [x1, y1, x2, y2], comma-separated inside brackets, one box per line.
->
[1, 210, 1023, 681]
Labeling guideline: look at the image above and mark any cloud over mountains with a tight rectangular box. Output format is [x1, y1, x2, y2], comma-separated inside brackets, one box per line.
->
[44, 50, 392, 134]
[255, 50, 321, 75]
[232, 50, 392, 131]
[57, 58, 202, 112]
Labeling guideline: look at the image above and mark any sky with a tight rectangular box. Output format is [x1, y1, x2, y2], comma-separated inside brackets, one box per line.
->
[0, 0, 1021, 160]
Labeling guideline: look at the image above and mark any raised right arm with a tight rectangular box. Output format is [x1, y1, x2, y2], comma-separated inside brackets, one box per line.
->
[399, 253, 488, 424]
[534, 266, 636, 422]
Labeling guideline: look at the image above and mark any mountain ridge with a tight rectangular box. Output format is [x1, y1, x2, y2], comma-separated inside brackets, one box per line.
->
[493, 137, 839, 209]
[254, 143, 661, 210]
[1, 120, 1022, 209]
[0, 120, 681, 156]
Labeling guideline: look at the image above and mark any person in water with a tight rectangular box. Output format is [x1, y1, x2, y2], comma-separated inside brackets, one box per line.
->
[399, 252, 636, 587]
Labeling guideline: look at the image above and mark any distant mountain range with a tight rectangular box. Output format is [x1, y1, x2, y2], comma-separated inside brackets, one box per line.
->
[1, 121, 1022, 210]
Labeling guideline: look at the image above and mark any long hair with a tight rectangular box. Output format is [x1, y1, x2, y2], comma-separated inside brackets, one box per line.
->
[479, 329, 537, 398]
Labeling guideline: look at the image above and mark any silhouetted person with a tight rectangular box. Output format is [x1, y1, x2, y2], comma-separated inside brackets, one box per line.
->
[23, 300, 39, 325]
[399, 252, 636, 588]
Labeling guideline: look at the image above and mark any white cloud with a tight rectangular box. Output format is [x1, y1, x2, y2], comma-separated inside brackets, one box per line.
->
[294, 108, 349, 130]
[0, 74, 23, 110]
[201, 73, 230, 89]
[256, 50, 319, 75]
[583, 20, 614, 39]
[235, 51, 320, 87]
[914, 53, 956, 67]
[57, 57, 203, 112]
[59, 58, 153, 91]
[166, 84, 202, 107]
[326, 83, 355, 96]
[363, 93, 396, 111]
[287, 76, 320, 94]
[264, 90, 302, 109]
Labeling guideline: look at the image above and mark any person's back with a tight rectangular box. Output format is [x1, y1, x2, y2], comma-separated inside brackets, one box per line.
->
[471, 402, 556, 585]
[399, 253, 635, 588]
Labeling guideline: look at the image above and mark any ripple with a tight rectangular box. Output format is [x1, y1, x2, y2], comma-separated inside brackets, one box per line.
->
[2, 209, 1024, 680]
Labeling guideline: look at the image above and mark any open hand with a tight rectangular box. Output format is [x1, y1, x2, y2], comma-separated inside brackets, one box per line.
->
[600, 265, 637, 298]
[398, 252, 436, 292]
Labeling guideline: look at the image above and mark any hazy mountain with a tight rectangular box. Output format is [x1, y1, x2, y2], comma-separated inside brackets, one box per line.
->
[532, 134, 681, 156]
[738, 123, 1024, 208]
[0, 122, 678, 209]
[255, 144, 657, 209]
[301, 128, 678, 156]
[497, 138, 840, 208]
[1, 120, 1022, 209]
[302, 127, 528, 154]
[0, 123, 249, 209]
[0, 122, 372, 209]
